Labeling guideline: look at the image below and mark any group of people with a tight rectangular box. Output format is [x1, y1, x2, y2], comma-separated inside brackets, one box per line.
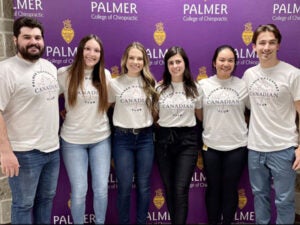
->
[1, 16, 300, 225]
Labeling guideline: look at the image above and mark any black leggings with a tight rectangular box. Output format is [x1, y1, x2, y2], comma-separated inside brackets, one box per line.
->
[202, 147, 248, 225]
[155, 126, 198, 225]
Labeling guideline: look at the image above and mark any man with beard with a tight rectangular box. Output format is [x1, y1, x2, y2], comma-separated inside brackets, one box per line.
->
[0, 17, 60, 224]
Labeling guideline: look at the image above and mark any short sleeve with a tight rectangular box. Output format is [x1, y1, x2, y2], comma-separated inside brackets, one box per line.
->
[107, 79, 116, 103]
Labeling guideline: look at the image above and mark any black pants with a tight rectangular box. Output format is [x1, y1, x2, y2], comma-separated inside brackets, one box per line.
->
[155, 126, 198, 225]
[202, 147, 248, 225]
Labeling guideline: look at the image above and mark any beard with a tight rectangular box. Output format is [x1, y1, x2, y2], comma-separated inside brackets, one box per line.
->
[17, 43, 45, 61]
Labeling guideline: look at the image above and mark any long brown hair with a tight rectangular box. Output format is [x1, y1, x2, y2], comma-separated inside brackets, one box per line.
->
[120, 42, 159, 114]
[159, 46, 198, 99]
[67, 34, 109, 113]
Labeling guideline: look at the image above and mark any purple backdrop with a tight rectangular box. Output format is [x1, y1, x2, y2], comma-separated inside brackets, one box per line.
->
[13, 0, 300, 224]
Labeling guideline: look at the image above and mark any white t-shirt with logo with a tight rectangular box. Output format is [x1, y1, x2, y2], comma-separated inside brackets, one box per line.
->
[157, 82, 201, 127]
[58, 66, 111, 144]
[198, 75, 248, 151]
[0, 55, 59, 152]
[243, 61, 300, 152]
[108, 74, 153, 128]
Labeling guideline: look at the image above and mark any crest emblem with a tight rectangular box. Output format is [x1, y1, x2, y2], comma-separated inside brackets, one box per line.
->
[68, 193, 71, 208]
[242, 22, 254, 46]
[61, 19, 75, 44]
[111, 66, 120, 78]
[153, 22, 166, 46]
[153, 189, 165, 209]
[197, 66, 208, 81]
[111, 159, 115, 169]
[196, 152, 204, 170]
[238, 188, 247, 209]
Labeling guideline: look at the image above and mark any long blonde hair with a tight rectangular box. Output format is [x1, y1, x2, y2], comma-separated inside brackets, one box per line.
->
[120, 42, 158, 114]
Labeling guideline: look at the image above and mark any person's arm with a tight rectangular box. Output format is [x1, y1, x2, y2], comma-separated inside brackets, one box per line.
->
[195, 108, 203, 122]
[293, 100, 300, 170]
[0, 112, 19, 177]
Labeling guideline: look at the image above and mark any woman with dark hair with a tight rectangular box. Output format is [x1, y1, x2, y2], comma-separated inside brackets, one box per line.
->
[58, 34, 111, 224]
[198, 45, 249, 225]
[155, 46, 201, 224]
[108, 42, 158, 224]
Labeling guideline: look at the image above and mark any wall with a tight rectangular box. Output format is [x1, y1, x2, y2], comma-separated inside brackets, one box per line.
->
[6, 0, 300, 224]
[0, 1, 14, 223]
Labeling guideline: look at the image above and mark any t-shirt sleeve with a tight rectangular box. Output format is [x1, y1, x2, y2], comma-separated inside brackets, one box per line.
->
[0, 69, 14, 111]
[105, 68, 112, 83]
[291, 70, 300, 101]
[57, 67, 69, 95]
[197, 81, 204, 109]
[107, 80, 116, 103]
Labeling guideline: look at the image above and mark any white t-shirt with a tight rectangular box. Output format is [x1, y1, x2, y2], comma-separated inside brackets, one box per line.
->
[157, 82, 201, 127]
[243, 61, 300, 152]
[58, 66, 111, 144]
[198, 75, 248, 151]
[0, 55, 59, 152]
[108, 74, 153, 128]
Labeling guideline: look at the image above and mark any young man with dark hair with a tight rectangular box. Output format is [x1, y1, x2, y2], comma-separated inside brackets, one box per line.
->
[243, 24, 300, 224]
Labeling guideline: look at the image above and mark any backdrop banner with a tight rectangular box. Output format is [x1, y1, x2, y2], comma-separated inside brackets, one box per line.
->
[13, 0, 300, 224]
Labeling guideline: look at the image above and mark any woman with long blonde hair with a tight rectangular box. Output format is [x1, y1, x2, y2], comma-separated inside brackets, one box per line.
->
[108, 42, 158, 224]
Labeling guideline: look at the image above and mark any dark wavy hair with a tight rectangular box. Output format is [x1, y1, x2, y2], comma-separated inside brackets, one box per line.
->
[13, 16, 44, 38]
[159, 46, 198, 98]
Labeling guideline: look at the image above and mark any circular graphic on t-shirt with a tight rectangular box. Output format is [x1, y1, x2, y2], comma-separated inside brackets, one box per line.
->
[160, 90, 194, 118]
[248, 77, 279, 107]
[32, 70, 58, 101]
[206, 87, 240, 113]
[120, 84, 146, 112]
[77, 76, 98, 104]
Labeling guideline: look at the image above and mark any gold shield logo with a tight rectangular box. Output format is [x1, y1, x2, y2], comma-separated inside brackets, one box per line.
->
[242, 22, 253, 46]
[238, 188, 247, 209]
[153, 22, 166, 46]
[61, 19, 75, 44]
[153, 188, 165, 209]
[197, 66, 208, 81]
[68, 193, 71, 208]
[111, 158, 115, 169]
[196, 152, 204, 170]
[111, 66, 120, 78]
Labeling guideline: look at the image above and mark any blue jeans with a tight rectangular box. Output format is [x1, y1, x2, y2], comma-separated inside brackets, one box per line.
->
[61, 137, 111, 224]
[8, 149, 60, 224]
[113, 127, 154, 224]
[248, 147, 296, 224]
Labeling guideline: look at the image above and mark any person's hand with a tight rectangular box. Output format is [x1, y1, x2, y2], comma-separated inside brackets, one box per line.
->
[293, 147, 300, 170]
[0, 151, 20, 177]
